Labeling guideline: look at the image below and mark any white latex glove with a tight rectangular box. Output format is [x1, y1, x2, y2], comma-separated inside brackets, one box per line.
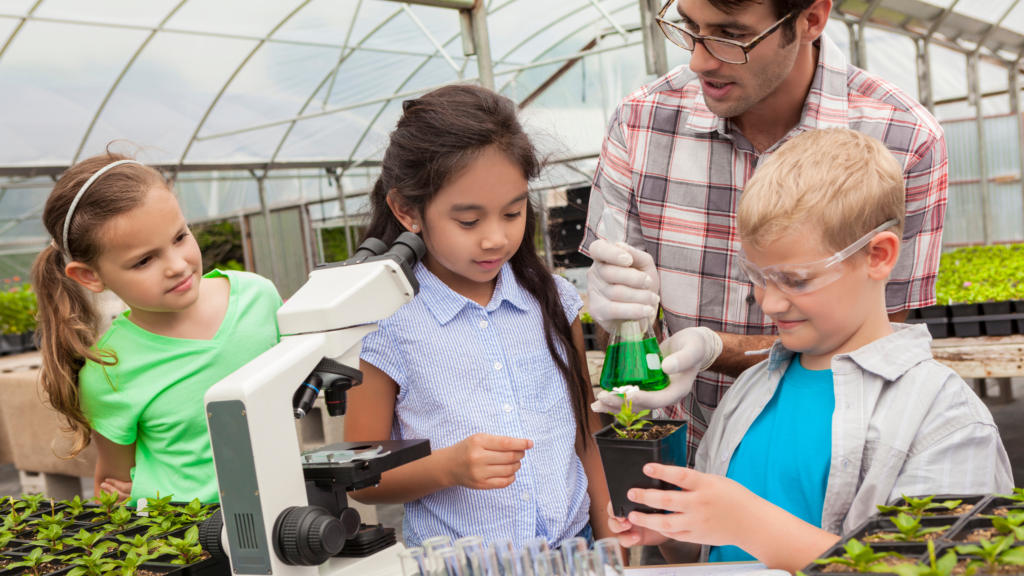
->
[592, 327, 723, 413]
[586, 239, 661, 333]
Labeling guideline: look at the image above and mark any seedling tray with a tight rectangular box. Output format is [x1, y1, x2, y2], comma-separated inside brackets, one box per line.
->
[979, 498, 1024, 516]
[800, 542, 929, 575]
[844, 516, 966, 547]
[594, 419, 687, 517]
[878, 495, 991, 519]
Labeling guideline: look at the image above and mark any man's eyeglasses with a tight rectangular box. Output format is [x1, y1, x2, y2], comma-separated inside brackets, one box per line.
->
[656, 0, 797, 65]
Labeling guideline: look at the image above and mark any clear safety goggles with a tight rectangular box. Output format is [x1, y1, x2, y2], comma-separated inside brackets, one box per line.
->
[737, 219, 898, 295]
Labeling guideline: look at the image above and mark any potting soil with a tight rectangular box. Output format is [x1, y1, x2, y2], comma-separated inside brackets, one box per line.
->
[964, 527, 1001, 542]
[864, 529, 946, 543]
[600, 337, 670, 391]
[819, 554, 916, 572]
[952, 559, 1024, 575]
[622, 424, 678, 441]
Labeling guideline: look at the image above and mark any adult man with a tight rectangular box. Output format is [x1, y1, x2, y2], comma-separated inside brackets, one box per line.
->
[582, 0, 947, 460]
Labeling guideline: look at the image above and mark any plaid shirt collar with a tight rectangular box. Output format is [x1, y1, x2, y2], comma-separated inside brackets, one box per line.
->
[682, 34, 851, 136]
[765, 323, 934, 380]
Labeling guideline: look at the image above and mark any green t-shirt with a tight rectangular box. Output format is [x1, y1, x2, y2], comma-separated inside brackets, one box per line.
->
[80, 270, 282, 505]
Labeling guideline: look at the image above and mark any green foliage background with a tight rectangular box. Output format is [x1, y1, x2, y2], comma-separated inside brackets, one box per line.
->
[0, 283, 37, 335]
[192, 221, 245, 273]
[935, 244, 1024, 304]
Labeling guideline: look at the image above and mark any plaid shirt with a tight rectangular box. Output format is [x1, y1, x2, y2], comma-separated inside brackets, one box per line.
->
[580, 34, 948, 462]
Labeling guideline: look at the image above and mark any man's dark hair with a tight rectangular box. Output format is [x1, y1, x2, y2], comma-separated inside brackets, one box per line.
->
[708, 0, 817, 44]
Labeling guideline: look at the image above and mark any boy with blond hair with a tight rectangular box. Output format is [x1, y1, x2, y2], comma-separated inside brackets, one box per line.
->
[606, 128, 1012, 572]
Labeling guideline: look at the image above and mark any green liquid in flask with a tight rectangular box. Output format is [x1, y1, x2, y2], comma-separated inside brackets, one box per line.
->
[599, 336, 670, 392]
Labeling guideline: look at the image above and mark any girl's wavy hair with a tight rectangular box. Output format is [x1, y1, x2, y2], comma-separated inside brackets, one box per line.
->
[364, 84, 593, 442]
[31, 149, 170, 458]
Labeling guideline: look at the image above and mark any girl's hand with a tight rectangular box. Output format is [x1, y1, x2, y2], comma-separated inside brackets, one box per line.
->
[624, 463, 757, 547]
[606, 500, 668, 548]
[100, 478, 133, 503]
[442, 433, 533, 490]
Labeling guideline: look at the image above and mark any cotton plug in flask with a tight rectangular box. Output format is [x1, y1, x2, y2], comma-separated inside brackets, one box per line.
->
[595, 209, 670, 392]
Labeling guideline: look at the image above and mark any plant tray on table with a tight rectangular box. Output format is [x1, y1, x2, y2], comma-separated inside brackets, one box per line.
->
[593, 399, 687, 517]
[0, 492, 223, 576]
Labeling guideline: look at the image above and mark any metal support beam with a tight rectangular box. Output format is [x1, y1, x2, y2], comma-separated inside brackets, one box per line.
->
[855, 0, 885, 71]
[638, 0, 668, 77]
[1011, 53, 1024, 239]
[333, 171, 354, 258]
[238, 213, 252, 272]
[915, 38, 933, 112]
[251, 170, 282, 287]
[466, 2, 494, 89]
[968, 55, 991, 245]
[845, 20, 860, 67]
[535, 190, 554, 270]
[392, 0, 473, 8]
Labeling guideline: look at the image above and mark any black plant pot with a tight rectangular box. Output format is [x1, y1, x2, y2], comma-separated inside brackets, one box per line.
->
[594, 419, 687, 517]
[916, 305, 951, 339]
[981, 302, 1014, 336]
[1014, 301, 1024, 335]
[950, 304, 982, 337]
[0, 333, 21, 355]
[581, 322, 598, 352]
[877, 494, 990, 519]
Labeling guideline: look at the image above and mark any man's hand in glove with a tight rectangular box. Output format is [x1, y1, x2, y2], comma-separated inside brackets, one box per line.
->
[592, 327, 722, 413]
[586, 240, 660, 332]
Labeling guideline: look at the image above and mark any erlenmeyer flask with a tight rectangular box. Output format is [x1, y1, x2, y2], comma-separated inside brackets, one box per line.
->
[599, 316, 669, 392]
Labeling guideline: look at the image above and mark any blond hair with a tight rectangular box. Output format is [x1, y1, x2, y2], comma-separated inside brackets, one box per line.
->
[737, 128, 905, 254]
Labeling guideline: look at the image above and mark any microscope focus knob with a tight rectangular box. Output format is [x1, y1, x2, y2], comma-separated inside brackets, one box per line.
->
[273, 506, 345, 566]
[198, 510, 225, 560]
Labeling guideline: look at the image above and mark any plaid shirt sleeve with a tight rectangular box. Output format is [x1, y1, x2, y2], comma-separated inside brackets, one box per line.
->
[886, 130, 947, 312]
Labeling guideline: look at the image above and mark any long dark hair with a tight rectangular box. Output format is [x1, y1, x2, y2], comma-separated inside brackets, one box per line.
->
[364, 84, 591, 442]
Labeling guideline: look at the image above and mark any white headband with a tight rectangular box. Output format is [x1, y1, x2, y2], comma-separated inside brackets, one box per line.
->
[61, 159, 144, 261]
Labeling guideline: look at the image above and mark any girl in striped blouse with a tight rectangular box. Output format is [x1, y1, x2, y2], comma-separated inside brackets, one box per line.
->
[344, 85, 615, 549]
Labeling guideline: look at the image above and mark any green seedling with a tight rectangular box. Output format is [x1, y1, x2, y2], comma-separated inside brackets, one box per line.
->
[58, 496, 87, 518]
[105, 550, 156, 576]
[65, 548, 115, 576]
[984, 510, 1024, 539]
[63, 530, 114, 554]
[0, 530, 16, 551]
[179, 499, 213, 523]
[103, 508, 133, 535]
[159, 526, 203, 565]
[611, 399, 652, 439]
[116, 534, 164, 557]
[878, 513, 950, 542]
[891, 540, 963, 576]
[813, 539, 906, 573]
[31, 524, 68, 551]
[19, 494, 46, 514]
[955, 535, 1024, 574]
[91, 492, 121, 520]
[3, 507, 36, 534]
[35, 505, 73, 534]
[877, 495, 963, 517]
[7, 547, 61, 576]
[140, 493, 174, 518]
[997, 488, 1024, 504]
[142, 514, 185, 538]
[0, 496, 24, 513]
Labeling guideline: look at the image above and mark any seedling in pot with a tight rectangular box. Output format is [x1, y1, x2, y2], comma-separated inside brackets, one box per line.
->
[35, 502, 73, 534]
[91, 492, 121, 521]
[62, 530, 114, 555]
[65, 548, 115, 576]
[105, 550, 157, 576]
[891, 541, 961, 576]
[874, 513, 950, 542]
[7, 547, 63, 576]
[141, 514, 187, 539]
[984, 511, 1024, 539]
[611, 399, 652, 439]
[116, 534, 164, 558]
[158, 527, 203, 565]
[102, 508, 133, 535]
[19, 495, 46, 515]
[57, 497, 87, 519]
[955, 535, 1024, 574]
[31, 525, 70, 552]
[179, 499, 213, 524]
[813, 539, 907, 572]
[878, 495, 964, 518]
[1, 531, 17, 552]
[139, 493, 174, 518]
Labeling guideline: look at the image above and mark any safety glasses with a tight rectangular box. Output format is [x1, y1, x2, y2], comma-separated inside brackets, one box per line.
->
[737, 220, 899, 296]
[656, 0, 796, 65]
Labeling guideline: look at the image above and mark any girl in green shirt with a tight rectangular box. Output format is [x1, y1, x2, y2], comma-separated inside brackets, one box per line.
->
[31, 151, 282, 504]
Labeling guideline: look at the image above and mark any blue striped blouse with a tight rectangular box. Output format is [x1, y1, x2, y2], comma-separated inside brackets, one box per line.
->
[359, 262, 589, 549]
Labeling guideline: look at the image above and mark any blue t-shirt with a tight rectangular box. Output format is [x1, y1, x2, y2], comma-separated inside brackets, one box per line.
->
[709, 355, 835, 563]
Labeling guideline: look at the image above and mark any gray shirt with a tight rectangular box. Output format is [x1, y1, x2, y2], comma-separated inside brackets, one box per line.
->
[694, 324, 1013, 561]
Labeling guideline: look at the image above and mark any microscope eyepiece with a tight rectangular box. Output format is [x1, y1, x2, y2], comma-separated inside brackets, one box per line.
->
[350, 238, 388, 263]
[386, 231, 427, 268]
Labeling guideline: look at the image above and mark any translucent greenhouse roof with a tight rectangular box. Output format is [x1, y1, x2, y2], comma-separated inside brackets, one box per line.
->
[4, 0, 1024, 253]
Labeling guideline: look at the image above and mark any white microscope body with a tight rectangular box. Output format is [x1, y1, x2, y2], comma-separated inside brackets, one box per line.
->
[201, 233, 427, 576]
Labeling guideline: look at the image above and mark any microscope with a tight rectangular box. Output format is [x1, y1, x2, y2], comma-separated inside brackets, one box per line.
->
[197, 232, 430, 576]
